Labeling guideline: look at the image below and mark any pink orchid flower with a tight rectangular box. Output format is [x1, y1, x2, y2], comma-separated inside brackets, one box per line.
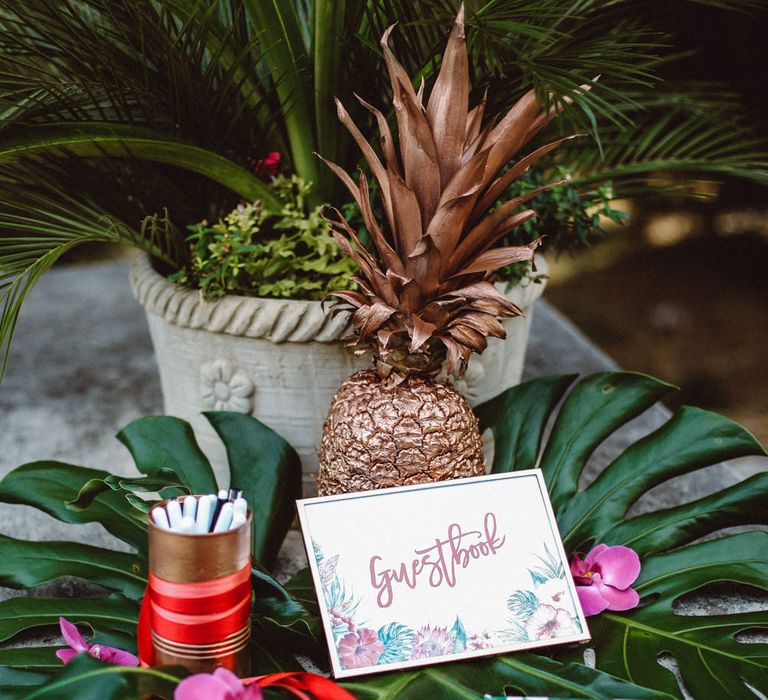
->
[56, 617, 139, 666]
[570, 544, 641, 616]
[252, 151, 281, 178]
[175, 670, 355, 700]
[175, 668, 262, 700]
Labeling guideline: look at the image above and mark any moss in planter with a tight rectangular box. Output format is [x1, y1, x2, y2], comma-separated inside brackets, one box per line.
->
[169, 175, 358, 300]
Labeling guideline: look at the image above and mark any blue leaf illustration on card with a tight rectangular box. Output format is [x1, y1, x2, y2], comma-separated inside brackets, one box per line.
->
[533, 542, 566, 580]
[377, 622, 416, 664]
[449, 616, 467, 653]
[529, 569, 548, 586]
[507, 590, 538, 619]
[497, 619, 529, 644]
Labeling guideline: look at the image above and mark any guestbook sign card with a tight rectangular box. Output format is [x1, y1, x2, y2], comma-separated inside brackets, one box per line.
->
[296, 471, 590, 678]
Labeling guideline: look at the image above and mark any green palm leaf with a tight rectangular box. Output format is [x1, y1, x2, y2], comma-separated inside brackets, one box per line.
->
[0, 667, 51, 700]
[0, 0, 766, 384]
[312, 0, 347, 166]
[582, 533, 768, 698]
[344, 653, 670, 699]
[0, 186, 184, 379]
[20, 655, 184, 700]
[475, 373, 578, 471]
[1, 373, 766, 697]
[0, 462, 149, 553]
[0, 648, 60, 673]
[117, 416, 219, 496]
[0, 535, 147, 600]
[569, 97, 768, 193]
[557, 406, 765, 549]
[0, 124, 279, 206]
[0, 595, 139, 646]
[607, 473, 768, 556]
[205, 412, 302, 566]
[242, 0, 320, 197]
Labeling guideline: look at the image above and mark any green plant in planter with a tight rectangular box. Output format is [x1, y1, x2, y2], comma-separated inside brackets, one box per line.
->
[1, 0, 767, 377]
[0, 371, 765, 698]
[169, 175, 358, 300]
[494, 169, 629, 285]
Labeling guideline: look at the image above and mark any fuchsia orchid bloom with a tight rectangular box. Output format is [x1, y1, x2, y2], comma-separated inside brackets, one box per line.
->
[570, 544, 641, 617]
[56, 617, 139, 666]
[252, 151, 281, 177]
[175, 668, 262, 700]
[174, 670, 355, 700]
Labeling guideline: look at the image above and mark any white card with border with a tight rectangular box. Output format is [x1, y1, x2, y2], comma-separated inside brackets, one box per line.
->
[297, 471, 590, 678]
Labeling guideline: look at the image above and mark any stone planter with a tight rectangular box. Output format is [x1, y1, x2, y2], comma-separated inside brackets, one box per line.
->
[130, 254, 547, 494]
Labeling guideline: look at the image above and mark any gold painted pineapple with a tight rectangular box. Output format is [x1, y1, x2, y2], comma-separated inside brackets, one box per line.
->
[317, 6, 578, 495]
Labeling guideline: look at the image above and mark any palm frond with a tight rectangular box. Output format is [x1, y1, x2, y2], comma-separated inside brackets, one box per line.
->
[564, 85, 768, 195]
[0, 0, 281, 183]
[0, 122, 281, 207]
[0, 166, 184, 379]
[2, 0, 763, 206]
[0, 0, 765, 380]
[242, 0, 320, 194]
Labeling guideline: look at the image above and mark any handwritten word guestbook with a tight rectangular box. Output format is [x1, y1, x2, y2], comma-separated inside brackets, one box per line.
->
[297, 471, 589, 678]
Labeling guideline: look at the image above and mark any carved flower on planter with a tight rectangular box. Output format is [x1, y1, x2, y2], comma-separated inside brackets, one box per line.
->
[200, 359, 254, 413]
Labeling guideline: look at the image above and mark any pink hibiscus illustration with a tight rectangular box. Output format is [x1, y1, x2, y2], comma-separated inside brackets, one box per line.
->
[337, 628, 383, 669]
[175, 668, 262, 700]
[55, 617, 139, 666]
[411, 625, 452, 659]
[525, 604, 579, 640]
[570, 544, 641, 616]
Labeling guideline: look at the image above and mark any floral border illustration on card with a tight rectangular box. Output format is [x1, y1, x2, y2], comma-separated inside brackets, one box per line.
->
[297, 471, 590, 678]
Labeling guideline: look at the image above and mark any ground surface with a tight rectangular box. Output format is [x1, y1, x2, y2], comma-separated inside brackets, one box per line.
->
[547, 229, 768, 450]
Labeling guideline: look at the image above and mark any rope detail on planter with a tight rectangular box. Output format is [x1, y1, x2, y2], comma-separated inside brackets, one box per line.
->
[130, 254, 354, 343]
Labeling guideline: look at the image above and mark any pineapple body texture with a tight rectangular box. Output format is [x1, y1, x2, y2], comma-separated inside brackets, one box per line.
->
[317, 370, 484, 496]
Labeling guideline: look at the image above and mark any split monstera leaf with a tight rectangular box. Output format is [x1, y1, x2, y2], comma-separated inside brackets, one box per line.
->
[0, 373, 765, 698]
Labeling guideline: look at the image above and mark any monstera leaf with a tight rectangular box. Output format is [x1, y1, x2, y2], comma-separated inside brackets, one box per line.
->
[581, 533, 768, 698]
[15, 654, 186, 700]
[0, 411, 302, 686]
[342, 653, 672, 699]
[477, 371, 768, 699]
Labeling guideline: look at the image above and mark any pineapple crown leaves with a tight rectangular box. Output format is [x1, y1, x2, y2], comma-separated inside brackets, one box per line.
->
[319, 5, 587, 377]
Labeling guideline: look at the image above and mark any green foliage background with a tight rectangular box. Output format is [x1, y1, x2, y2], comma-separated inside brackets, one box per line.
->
[1, 0, 767, 376]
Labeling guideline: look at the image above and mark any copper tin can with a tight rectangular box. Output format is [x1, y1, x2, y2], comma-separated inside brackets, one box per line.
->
[147, 497, 252, 675]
